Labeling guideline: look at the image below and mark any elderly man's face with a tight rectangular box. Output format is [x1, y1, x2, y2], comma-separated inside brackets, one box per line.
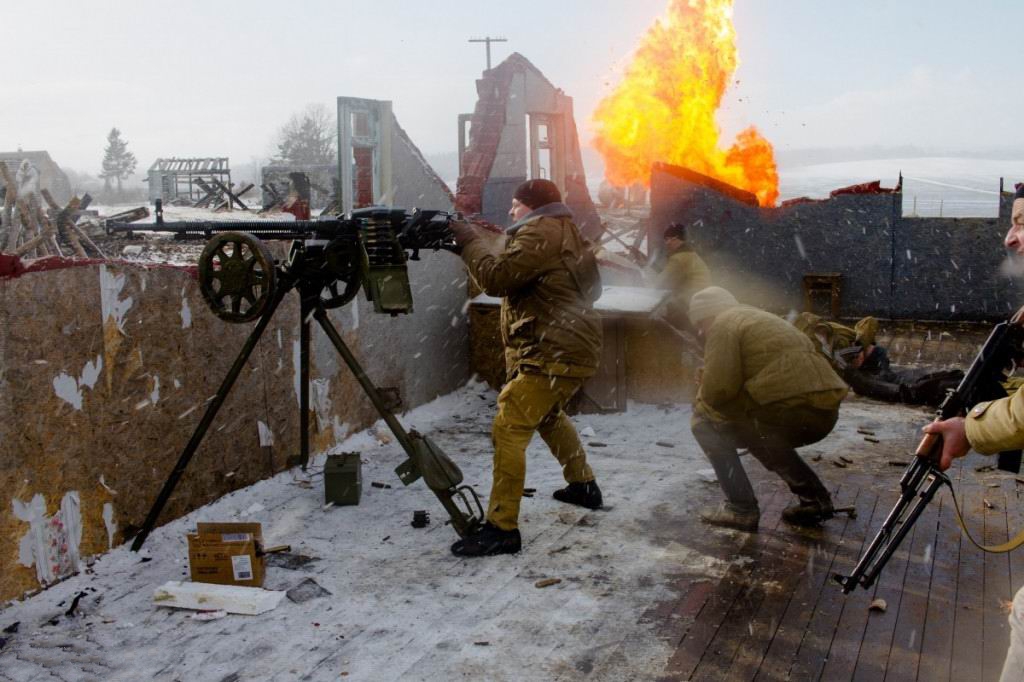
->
[1007, 198, 1024, 256]
[509, 198, 532, 222]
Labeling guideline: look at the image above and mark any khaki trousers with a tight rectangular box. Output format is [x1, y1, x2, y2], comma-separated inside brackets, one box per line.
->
[1003, 585, 1024, 681]
[691, 404, 838, 513]
[487, 372, 595, 530]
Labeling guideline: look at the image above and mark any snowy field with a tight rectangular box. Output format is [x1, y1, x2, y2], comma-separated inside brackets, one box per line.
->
[0, 381, 927, 682]
[779, 157, 1024, 218]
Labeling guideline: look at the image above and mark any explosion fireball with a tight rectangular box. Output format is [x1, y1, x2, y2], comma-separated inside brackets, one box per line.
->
[592, 0, 779, 206]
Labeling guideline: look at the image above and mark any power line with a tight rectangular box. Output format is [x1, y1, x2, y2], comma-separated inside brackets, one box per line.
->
[468, 36, 508, 70]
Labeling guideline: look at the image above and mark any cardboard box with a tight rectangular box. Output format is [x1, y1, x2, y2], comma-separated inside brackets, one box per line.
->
[187, 522, 265, 588]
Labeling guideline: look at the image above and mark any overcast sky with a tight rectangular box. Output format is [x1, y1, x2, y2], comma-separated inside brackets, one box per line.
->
[2, 0, 1021, 175]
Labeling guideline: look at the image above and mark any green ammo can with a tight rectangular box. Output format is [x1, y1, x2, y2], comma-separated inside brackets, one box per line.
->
[324, 452, 362, 506]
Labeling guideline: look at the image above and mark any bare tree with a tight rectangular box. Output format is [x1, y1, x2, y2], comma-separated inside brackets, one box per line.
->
[274, 104, 336, 166]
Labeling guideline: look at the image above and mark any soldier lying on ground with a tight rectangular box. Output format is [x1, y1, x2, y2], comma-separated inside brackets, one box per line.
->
[794, 313, 963, 407]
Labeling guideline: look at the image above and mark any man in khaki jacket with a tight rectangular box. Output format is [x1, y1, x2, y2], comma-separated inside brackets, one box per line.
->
[920, 184, 1024, 681]
[689, 287, 848, 531]
[449, 179, 604, 557]
[657, 223, 712, 330]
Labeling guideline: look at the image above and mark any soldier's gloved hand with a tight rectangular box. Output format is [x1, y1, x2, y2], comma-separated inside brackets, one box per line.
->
[449, 218, 479, 247]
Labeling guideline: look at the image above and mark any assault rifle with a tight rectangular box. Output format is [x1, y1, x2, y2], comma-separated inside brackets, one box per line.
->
[119, 201, 484, 551]
[835, 308, 1024, 593]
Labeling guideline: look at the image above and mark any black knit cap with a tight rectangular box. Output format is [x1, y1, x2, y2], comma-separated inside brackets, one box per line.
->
[513, 179, 562, 210]
[663, 223, 687, 241]
[1015, 183, 1024, 200]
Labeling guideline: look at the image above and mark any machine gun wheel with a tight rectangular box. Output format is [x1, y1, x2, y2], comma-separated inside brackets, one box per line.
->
[198, 232, 278, 323]
[318, 236, 361, 309]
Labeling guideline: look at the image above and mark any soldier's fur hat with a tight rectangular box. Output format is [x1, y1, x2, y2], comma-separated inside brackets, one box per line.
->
[689, 286, 739, 326]
[513, 179, 562, 210]
[663, 223, 687, 241]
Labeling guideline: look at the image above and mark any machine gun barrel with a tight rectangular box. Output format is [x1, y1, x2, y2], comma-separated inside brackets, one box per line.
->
[105, 201, 460, 254]
[835, 315, 1024, 593]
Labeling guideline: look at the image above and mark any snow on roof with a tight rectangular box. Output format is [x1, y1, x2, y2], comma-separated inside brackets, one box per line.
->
[472, 285, 669, 315]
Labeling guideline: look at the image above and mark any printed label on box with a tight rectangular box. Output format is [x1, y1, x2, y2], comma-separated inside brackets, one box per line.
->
[231, 554, 254, 581]
[221, 533, 252, 543]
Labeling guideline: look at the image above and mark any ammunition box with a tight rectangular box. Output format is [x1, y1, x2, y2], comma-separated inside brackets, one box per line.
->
[324, 452, 362, 505]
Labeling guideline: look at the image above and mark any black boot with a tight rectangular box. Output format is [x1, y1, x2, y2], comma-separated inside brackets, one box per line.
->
[553, 481, 603, 509]
[782, 498, 834, 526]
[450, 522, 522, 557]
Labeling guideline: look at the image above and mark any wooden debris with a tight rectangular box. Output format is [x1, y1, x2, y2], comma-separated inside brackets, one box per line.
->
[104, 206, 150, 224]
[832, 459, 848, 468]
[869, 598, 887, 612]
[0, 163, 16, 250]
[975, 464, 996, 473]
[864, 436, 880, 444]
[839, 455, 854, 464]
[856, 428, 876, 436]
[655, 441, 675, 448]
[588, 442, 608, 447]
[473, 641, 490, 646]
[983, 498, 996, 509]
[888, 460, 907, 467]
[534, 578, 562, 589]
[811, 454, 823, 462]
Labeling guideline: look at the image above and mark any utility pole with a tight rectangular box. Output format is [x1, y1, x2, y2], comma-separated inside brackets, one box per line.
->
[468, 36, 508, 70]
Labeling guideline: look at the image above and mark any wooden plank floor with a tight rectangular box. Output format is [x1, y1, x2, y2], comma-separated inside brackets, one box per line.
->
[644, 454, 1022, 681]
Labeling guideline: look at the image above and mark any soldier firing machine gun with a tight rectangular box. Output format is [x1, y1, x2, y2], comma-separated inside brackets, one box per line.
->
[836, 307, 1024, 593]
[111, 200, 484, 551]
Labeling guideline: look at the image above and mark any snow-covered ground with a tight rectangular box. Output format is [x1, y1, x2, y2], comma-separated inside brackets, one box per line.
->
[0, 380, 929, 682]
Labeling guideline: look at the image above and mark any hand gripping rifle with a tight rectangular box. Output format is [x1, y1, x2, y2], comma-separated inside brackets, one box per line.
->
[835, 307, 1024, 593]
[118, 202, 484, 551]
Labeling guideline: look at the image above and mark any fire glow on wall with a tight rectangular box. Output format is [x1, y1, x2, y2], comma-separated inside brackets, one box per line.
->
[592, 0, 780, 207]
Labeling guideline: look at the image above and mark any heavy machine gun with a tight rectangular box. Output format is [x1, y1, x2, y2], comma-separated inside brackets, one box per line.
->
[836, 308, 1024, 593]
[118, 201, 484, 551]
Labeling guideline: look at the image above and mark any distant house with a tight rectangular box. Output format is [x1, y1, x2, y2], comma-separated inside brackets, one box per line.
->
[0, 151, 72, 205]
[145, 157, 231, 205]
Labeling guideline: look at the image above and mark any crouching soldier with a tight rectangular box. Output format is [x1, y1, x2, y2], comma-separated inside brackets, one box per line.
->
[448, 179, 604, 557]
[688, 287, 848, 531]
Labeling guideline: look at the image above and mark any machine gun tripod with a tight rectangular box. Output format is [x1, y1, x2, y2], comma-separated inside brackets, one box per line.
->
[126, 205, 484, 551]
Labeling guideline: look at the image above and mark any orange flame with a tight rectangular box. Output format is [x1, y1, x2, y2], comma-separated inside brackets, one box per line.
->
[592, 0, 779, 206]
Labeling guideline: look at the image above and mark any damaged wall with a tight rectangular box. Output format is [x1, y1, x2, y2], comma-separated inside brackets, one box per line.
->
[336, 97, 455, 214]
[650, 163, 1020, 321]
[0, 251, 469, 603]
[456, 53, 600, 237]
